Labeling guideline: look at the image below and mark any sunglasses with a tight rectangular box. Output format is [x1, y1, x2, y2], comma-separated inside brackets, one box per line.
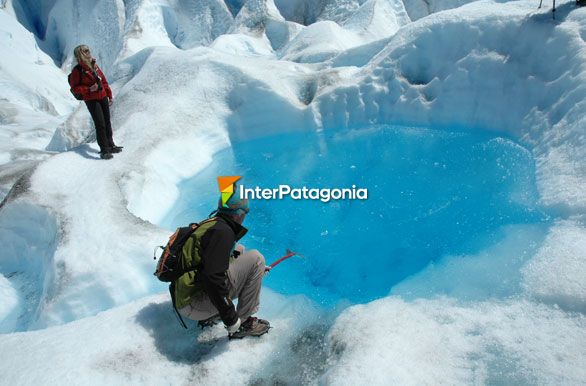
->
[81, 48, 90, 53]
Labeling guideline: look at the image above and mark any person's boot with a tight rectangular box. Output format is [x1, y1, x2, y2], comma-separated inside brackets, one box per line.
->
[110, 145, 123, 153]
[228, 316, 270, 339]
[100, 152, 113, 160]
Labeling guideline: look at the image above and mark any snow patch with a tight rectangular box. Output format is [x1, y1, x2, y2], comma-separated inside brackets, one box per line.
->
[522, 221, 586, 312]
[324, 297, 586, 385]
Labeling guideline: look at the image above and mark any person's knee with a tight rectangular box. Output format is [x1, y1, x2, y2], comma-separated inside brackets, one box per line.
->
[246, 249, 266, 267]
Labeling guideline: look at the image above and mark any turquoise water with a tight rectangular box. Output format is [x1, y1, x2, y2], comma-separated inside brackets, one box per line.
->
[161, 126, 549, 305]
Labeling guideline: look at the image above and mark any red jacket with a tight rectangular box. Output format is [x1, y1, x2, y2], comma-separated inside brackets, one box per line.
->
[69, 62, 112, 101]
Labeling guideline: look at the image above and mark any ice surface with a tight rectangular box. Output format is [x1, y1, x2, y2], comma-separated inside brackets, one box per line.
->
[0, 289, 327, 385]
[402, 0, 481, 20]
[0, 0, 585, 384]
[324, 297, 586, 384]
[278, 0, 410, 63]
[522, 220, 586, 312]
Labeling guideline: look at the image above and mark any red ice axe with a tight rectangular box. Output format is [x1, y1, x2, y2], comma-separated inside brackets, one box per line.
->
[265, 249, 300, 272]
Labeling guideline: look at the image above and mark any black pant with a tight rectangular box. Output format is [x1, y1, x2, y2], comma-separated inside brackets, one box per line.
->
[85, 97, 114, 153]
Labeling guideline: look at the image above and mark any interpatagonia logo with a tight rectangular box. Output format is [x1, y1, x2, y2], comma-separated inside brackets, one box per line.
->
[217, 176, 241, 207]
[218, 176, 368, 203]
[240, 184, 368, 202]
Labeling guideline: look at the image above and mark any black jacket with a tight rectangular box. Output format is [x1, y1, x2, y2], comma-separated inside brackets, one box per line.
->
[197, 214, 247, 326]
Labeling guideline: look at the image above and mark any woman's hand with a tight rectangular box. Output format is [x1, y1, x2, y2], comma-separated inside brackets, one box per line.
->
[108, 97, 113, 106]
[89, 83, 99, 92]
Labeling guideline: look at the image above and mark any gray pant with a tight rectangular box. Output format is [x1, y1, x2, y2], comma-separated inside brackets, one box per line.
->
[179, 245, 266, 322]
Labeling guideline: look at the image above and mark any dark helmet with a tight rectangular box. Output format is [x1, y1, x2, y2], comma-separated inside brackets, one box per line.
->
[218, 189, 249, 216]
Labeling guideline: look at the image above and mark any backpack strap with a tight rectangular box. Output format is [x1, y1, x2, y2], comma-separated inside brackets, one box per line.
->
[169, 282, 188, 329]
[179, 217, 218, 275]
[75, 64, 84, 87]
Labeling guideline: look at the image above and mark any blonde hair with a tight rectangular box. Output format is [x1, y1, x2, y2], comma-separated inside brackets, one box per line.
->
[73, 45, 96, 70]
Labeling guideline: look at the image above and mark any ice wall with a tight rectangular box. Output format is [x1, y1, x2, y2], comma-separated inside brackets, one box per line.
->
[0, 200, 58, 332]
[316, 1, 586, 211]
[0, 9, 76, 198]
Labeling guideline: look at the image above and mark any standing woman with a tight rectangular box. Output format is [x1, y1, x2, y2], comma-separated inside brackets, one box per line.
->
[69, 45, 122, 160]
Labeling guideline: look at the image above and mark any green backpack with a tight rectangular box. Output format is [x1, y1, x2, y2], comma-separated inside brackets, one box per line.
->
[153, 218, 217, 328]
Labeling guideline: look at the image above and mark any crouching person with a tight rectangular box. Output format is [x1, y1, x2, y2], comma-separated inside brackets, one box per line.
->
[174, 192, 270, 339]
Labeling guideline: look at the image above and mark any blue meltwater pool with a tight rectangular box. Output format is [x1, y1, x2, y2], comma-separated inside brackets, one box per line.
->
[161, 126, 549, 305]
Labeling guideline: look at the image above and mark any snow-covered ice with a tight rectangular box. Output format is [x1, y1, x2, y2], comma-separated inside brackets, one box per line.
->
[0, 0, 585, 384]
